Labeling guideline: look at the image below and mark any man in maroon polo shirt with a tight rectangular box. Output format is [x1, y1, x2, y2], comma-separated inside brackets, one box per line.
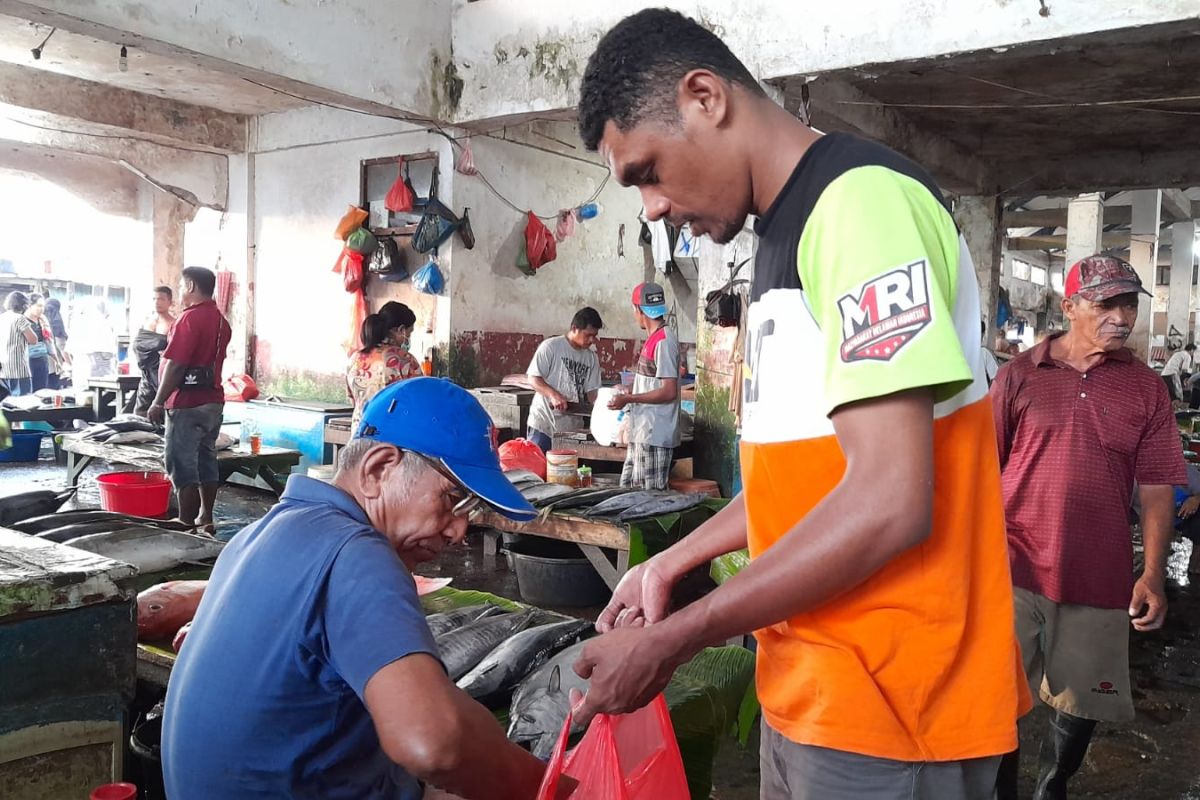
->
[148, 267, 231, 535]
[992, 254, 1187, 800]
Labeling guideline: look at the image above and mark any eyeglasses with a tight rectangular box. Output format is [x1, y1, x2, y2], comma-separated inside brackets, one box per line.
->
[405, 450, 485, 519]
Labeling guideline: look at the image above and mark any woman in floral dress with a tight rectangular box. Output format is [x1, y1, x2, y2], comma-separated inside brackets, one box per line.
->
[346, 304, 420, 429]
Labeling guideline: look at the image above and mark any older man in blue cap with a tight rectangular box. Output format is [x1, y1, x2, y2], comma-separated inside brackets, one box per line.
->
[162, 378, 567, 800]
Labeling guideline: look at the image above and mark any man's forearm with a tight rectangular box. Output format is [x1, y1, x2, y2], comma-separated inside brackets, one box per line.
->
[1139, 484, 1175, 580]
[529, 376, 562, 401]
[657, 493, 748, 578]
[152, 359, 185, 407]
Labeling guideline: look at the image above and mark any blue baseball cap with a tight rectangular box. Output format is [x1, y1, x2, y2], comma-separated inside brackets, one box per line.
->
[356, 377, 536, 521]
[632, 281, 668, 318]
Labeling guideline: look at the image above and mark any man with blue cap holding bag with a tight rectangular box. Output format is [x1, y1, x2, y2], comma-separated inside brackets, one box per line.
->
[162, 378, 569, 800]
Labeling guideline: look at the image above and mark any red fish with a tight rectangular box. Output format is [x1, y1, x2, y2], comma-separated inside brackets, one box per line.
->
[137, 580, 207, 642]
[173, 621, 192, 653]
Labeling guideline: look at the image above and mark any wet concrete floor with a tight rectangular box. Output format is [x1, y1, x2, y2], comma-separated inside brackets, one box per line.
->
[5, 450, 1200, 798]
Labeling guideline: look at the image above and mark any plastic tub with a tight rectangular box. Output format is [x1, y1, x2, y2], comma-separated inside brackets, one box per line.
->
[91, 785, 137, 800]
[96, 471, 172, 517]
[505, 538, 611, 607]
[545, 449, 579, 486]
[0, 430, 45, 462]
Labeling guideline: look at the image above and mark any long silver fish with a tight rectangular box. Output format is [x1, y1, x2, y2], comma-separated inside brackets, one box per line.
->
[519, 483, 577, 506]
[456, 619, 592, 700]
[38, 521, 167, 543]
[438, 611, 539, 680]
[0, 487, 77, 527]
[583, 490, 670, 518]
[65, 528, 225, 573]
[424, 604, 508, 638]
[541, 488, 627, 514]
[505, 469, 545, 485]
[618, 492, 709, 521]
[14, 510, 190, 535]
[508, 640, 591, 759]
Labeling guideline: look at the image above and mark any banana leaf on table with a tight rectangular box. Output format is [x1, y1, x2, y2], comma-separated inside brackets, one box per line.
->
[710, 547, 750, 585]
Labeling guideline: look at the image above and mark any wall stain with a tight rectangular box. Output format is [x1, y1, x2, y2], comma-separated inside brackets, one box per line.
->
[494, 45, 509, 64]
[528, 40, 579, 90]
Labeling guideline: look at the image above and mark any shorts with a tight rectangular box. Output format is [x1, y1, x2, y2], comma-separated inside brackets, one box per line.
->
[620, 442, 672, 490]
[165, 402, 224, 489]
[527, 428, 553, 453]
[1013, 587, 1134, 722]
[759, 722, 1001, 800]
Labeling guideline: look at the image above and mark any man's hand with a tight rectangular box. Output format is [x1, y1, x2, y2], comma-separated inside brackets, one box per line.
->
[607, 393, 631, 411]
[572, 625, 682, 727]
[147, 404, 165, 425]
[595, 557, 678, 633]
[1180, 496, 1200, 519]
[1129, 573, 1168, 631]
[549, 390, 569, 412]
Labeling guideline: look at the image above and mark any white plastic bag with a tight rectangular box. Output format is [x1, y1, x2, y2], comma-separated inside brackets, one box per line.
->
[590, 388, 625, 447]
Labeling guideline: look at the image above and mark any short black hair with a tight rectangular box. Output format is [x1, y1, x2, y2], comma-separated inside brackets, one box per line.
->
[1187, 343, 1196, 352]
[571, 307, 604, 332]
[155, 285, 173, 299]
[360, 314, 390, 354]
[182, 266, 216, 297]
[4, 291, 29, 313]
[578, 8, 766, 151]
[379, 301, 416, 331]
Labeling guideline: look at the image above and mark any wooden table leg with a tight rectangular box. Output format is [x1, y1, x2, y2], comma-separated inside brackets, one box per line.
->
[482, 528, 500, 559]
[579, 544, 623, 590]
[256, 464, 288, 497]
[66, 451, 94, 486]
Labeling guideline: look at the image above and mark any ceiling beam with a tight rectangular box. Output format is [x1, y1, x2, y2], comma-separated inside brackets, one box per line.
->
[1005, 207, 1133, 229]
[1162, 189, 1194, 222]
[1006, 231, 1135, 251]
[798, 76, 991, 195]
[995, 149, 1200, 197]
[0, 62, 245, 154]
[0, 141, 139, 216]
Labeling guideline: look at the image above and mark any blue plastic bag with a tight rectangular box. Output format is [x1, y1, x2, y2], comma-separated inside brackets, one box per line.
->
[413, 259, 444, 295]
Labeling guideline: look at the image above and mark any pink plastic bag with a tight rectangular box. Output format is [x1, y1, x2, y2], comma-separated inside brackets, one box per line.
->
[536, 695, 689, 800]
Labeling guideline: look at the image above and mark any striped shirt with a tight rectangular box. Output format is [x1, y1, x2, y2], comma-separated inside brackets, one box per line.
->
[1, 310, 33, 379]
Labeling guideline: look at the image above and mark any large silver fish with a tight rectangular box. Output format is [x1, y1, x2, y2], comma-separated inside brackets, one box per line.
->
[456, 619, 592, 700]
[65, 528, 225, 573]
[437, 611, 539, 680]
[540, 488, 627, 514]
[618, 492, 709, 521]
[38, 521, 167, 543]
[583, 490, 670, 518]
[424, 604, 508, 638]
[504, 469, 545, 486]
[14, 510, 190, 535]
[0, 488, 77, 527]
[508, 640, 591, 759]
[519, 483, 577, 506]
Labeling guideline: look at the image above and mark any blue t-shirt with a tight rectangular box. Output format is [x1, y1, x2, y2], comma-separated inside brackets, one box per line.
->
[161, 475, 438, 799]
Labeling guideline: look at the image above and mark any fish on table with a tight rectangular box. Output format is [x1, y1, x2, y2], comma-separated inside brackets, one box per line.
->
[519, 483, 577, 507]
[424, 604, 508, 638]
[539, 488, 627, 514]
[0, 487, 77, 527]
[582, 490, 670, 518]
[504, 469, 545, 486]
[456, 619, 593, 701]
[618, 492, 709, 521]
[137, 580, 208, 642]
[508, 640, 591, 760]
[65, 528, 225, 574]
[437, 610, 541, 681]
[13, 509, 190, 535]
[36, 520, 184, 543]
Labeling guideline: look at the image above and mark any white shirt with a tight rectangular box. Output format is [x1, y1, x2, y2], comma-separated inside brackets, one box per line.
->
[1162, 350, 1192, 377]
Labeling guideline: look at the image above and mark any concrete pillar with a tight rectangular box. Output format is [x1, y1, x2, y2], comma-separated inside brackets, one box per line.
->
[1170, 220, 1198, 343]
[1128, 189, 1162, 362]
[152, 192, 193, 295]
[1065, 193, 1105, 269]
[954, 195, 1003, 337]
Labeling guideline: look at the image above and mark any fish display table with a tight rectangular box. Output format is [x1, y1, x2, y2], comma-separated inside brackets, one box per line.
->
[87, 375, 142, 421]
[2, 403, 96, 426]
[62, 436, 302, 496]
[550, 433, 695, 464]
[475, 495, 726, 590]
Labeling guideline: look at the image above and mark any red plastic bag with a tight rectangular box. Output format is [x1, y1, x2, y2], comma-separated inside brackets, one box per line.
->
[385, 158, 415, 213]
[334, 247, 365, 292]
[537, 695, 688, 800]
[498, 438, 547, 480]
[223, 374, 259, 402]
[526, 211, 557, 271]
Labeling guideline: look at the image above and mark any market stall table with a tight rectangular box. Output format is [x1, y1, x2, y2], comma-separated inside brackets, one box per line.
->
[2, 404, 95, 426]
[551, 432, 695, 464]
[62, 436, 302, 496]
[87, 375, 142, 420]
[323, 416, 353, 463]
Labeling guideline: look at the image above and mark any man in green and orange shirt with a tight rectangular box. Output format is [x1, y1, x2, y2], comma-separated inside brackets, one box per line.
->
[571, 10, 1029, 798]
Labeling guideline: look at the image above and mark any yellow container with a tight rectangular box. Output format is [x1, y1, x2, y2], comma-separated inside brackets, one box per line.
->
[546, 449, 580, 487]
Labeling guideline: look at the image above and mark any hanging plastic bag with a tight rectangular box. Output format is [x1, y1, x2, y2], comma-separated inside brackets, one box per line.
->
[526, 211, 557, 270]
[413, 258, 444, 295]
[343, 289, 369, 354]
[385, 158, 415, 213]
[455, 139, 478, 176]
[536, 694, 688, 800]
[412, 167, 462, 253]
[346, 227, 378, 256]
[334, 247, 365, 292]
[498, 438, 546, 479]
[516, 236, 534, 277]
[555, 209, 577, 243]
[335, 205, 369, 240]
[222, 374, 260, 403]
[369, 237, 408, 282]
[458, 208, 476, 250]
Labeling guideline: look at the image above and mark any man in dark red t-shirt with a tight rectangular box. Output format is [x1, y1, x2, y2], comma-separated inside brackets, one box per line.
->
[148, 267, 231, 535]
[991, 255, 1186, 800]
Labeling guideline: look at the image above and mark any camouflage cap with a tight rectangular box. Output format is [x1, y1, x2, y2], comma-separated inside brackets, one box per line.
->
[1063, 255, 1150, 302]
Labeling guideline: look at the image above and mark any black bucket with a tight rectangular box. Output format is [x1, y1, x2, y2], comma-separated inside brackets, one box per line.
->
[504, 539, 611, 607]
[128, 703, 166, 800]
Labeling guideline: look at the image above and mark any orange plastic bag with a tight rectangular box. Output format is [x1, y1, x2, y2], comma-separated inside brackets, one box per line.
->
[536, 695, 688, 800]
[498, 438, 546, 480]
[385, 158, 415, 213]
[526, 211, 557, 271]
[335, 205, 369, 240]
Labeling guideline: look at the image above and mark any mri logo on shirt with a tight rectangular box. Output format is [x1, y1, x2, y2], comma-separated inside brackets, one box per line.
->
[837, 260, 932, 362]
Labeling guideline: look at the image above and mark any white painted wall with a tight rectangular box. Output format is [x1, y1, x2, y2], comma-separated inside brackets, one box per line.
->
[450, 0, 1200, 122]
[452, 121, 697, 346]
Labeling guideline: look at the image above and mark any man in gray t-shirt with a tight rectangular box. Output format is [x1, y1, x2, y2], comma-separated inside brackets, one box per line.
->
[609, 282, 681, 489]
[526, 307, 604, 452]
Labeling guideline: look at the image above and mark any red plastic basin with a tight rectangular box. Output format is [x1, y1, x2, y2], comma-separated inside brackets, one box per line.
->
[96, 471, 172, 517]
[91, 784, 137, 800]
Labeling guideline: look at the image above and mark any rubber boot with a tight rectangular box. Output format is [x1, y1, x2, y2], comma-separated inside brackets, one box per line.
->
[995, 747, 1020, 800]
[1032, 711, 1097, 800]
